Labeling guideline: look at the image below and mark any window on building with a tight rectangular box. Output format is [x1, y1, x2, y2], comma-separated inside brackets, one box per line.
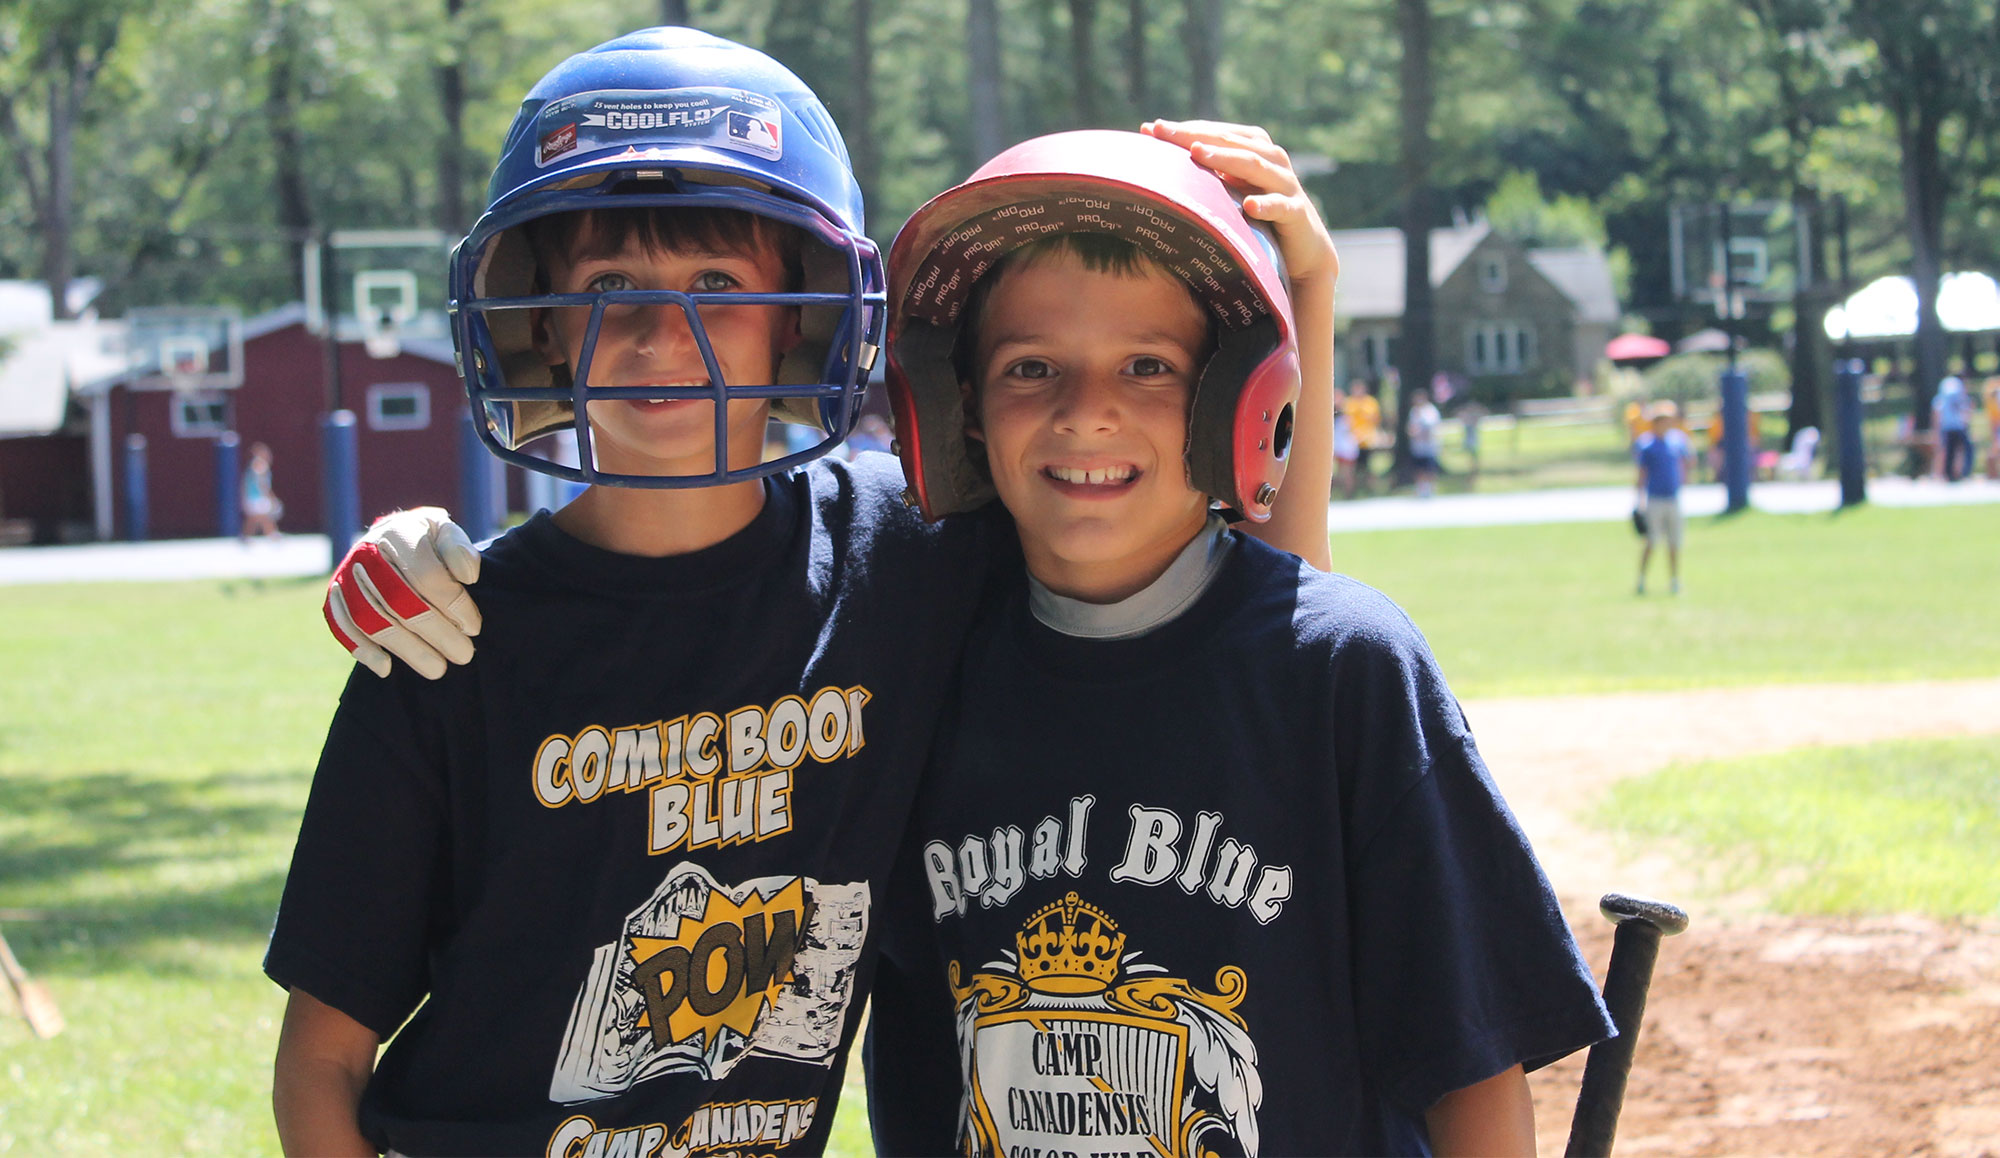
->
[1465, 323, 1537, 374]
[1361, 333, 1400, 375]
[367, 382, 431, 431]
[1479, 257, 1508, 293]
[171, 391, 230, 437]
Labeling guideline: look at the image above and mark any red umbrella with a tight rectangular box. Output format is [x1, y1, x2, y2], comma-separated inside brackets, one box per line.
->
[1605, 332, 1672, 362]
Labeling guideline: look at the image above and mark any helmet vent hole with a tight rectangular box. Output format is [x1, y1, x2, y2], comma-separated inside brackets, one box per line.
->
[1271, 403, 1295, 459]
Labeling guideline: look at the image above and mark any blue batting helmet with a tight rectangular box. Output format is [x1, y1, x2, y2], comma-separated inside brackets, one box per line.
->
[450, 26, 885, 487]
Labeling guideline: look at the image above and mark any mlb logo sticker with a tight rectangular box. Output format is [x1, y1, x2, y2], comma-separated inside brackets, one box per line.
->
[726, 110, 781, 159]
[539, 122, 578, 166]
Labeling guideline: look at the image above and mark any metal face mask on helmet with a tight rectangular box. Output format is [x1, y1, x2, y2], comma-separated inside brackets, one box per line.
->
[451, 27, 885, 488]
[885, 129, 1300, 521]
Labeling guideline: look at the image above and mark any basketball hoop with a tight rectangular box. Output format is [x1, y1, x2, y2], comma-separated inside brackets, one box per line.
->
[356, 270, 418, 359]
[161, 335, 210, 391]
[363, 310, 404, 359]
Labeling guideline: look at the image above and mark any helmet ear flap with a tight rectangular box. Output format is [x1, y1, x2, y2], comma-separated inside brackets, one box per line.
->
[888, 319, 996, 519]
[1186, 316, 1298, 519]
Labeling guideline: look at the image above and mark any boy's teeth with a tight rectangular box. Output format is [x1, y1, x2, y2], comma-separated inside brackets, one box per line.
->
[1049, 465, 1134, 484]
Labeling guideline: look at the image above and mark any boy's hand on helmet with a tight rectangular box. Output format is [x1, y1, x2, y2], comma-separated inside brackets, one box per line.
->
[1139, 119, 1339, 288]
[324, 508, 483, 680]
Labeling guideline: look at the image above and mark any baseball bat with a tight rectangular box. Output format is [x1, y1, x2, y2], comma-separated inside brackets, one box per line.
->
[1564, 892, 1689, 1158]
[0, 921, 65, 1040]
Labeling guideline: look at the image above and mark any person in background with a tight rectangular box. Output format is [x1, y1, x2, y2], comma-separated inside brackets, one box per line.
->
[1406, 386, 1442, 498]
[1459, 397, 1487, 490]
[1344, 379, 1381, 495]
[1633, 400, 1693, 595]
[240, 442, 282, 541]
[1982, 377, 2000, 479]
[1933, 374, 1974, 482]
[1333, 380, 1362, 498]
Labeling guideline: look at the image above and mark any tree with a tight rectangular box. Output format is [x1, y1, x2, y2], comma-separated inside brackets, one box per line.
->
[1069, 0, 1101, 125]
[966, 0, 1005, 162]
[1394, 0, 1436, 476]
[1843, 0, 2000, 430]
[1183, 0, 1220, 119]
[438, 0, 468, 233]
[1125, 0, 1148, 112]
[0, 0, 139, 319]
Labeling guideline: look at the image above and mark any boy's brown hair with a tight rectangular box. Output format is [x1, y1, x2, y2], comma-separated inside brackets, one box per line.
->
[948, 231, 1217, 393]
[523, 204, 805, 293]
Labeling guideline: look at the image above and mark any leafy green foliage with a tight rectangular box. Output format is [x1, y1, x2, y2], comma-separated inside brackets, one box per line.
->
[1641, 349, 1792, 410]
[0, 0, 1992, 392]
[1485, 170, 1608, 250]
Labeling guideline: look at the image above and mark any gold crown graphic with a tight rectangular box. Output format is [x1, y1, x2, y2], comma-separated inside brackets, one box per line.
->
[1014, 892, 1126, 994]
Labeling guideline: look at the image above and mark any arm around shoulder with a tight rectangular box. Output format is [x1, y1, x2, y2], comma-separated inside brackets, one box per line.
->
[273, 988, 381, 1158]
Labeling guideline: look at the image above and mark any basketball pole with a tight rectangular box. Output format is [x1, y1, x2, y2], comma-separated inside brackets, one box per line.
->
[1717, 203, 1752, 514]
[312, 229, 362, 568]
[1833, 196, 1867, 508]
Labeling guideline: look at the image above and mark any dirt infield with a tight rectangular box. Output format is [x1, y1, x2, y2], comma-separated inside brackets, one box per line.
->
[1464, 680, 2000, 1157]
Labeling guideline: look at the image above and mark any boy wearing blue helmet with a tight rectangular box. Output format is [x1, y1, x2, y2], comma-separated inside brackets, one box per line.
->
[269, 28, 1332, 1157]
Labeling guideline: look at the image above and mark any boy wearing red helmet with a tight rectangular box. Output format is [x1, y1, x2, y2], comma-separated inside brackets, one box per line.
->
[863, 128, 1611, 1156]
[273, 31, 1336, 1158]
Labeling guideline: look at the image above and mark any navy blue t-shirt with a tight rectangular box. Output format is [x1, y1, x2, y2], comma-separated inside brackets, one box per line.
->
[266, 454, 1002, 1157]
[866, 535, 1611, 1156]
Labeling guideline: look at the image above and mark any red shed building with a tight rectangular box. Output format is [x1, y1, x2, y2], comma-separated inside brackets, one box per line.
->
[85, 304, 510, 540]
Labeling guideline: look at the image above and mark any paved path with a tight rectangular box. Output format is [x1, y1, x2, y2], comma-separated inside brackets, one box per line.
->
[2, 476, 1995, 584]
[1328, 475, 2000, 534]
[0, 534, 331, 585]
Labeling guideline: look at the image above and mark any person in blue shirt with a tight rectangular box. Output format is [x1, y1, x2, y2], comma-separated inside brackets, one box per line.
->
[1633, 401, 1693, 595]
[1933, 374, 1974, 482]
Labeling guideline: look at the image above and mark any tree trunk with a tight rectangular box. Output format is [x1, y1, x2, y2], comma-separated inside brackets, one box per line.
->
[1897, 90, 1948, 432]
[1394, 0, 1436, 478]
[1788, 194, 1829, 439]
[967, 0, 1005, 165]
[1069, 0, 1099, 126]
[1126, 0, 1148, 113]
[849, 0, 878, 231]
[42, 72, 78, 321]
[661, 0, 692, 24]
[1183, 0, 1220, 119]
[437, 0, 467, 233]
[267, 3, 315, 291]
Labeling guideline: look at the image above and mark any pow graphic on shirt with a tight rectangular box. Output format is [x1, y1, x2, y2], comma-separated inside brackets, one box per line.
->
[949, 893, 1264, 1157]
[551, 863, 868, 1104]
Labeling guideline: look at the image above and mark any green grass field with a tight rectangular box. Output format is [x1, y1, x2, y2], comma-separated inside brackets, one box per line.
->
[1328, 503, 2000, 698]
[1595, 735, 2000, 918]
[0, 578, 343, 1154]
[0, 502, 1994, 1152]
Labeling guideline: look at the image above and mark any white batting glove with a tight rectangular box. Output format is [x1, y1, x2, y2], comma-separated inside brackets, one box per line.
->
[323, 507, 483, 679]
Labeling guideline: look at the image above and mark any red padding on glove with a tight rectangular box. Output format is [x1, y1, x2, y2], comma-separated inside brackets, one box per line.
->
[323, 595, 361, 654]
[354, 545, 433, 621]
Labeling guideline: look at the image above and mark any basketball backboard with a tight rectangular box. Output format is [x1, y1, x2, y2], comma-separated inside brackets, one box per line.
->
[125, 307, 245, 391]
[303, 229, 454, 358]
[1669, 201, 1810, 313]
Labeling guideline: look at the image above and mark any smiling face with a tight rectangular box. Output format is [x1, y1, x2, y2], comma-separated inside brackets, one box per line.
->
[532, 210, 802, 479]
[965, 244, 1215, 602]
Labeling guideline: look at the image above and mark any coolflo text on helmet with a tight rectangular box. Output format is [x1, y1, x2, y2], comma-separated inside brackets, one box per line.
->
[450, 27, 885, 488]
[884, 129, 1300, 521]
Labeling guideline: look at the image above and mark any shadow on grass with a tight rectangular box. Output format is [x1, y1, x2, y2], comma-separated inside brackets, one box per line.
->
[0, 769, 304, 974]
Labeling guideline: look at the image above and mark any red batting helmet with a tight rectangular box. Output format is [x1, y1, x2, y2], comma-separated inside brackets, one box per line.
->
[884, 129, 1300, 521]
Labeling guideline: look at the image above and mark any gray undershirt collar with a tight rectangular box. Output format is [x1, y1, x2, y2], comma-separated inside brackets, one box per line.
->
[1028, 515, 1234, 640]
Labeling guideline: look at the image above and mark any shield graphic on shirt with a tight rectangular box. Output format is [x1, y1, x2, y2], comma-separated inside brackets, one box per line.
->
[949, 893, 1263, 1157]
[965, 1004, 1187, 1157]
